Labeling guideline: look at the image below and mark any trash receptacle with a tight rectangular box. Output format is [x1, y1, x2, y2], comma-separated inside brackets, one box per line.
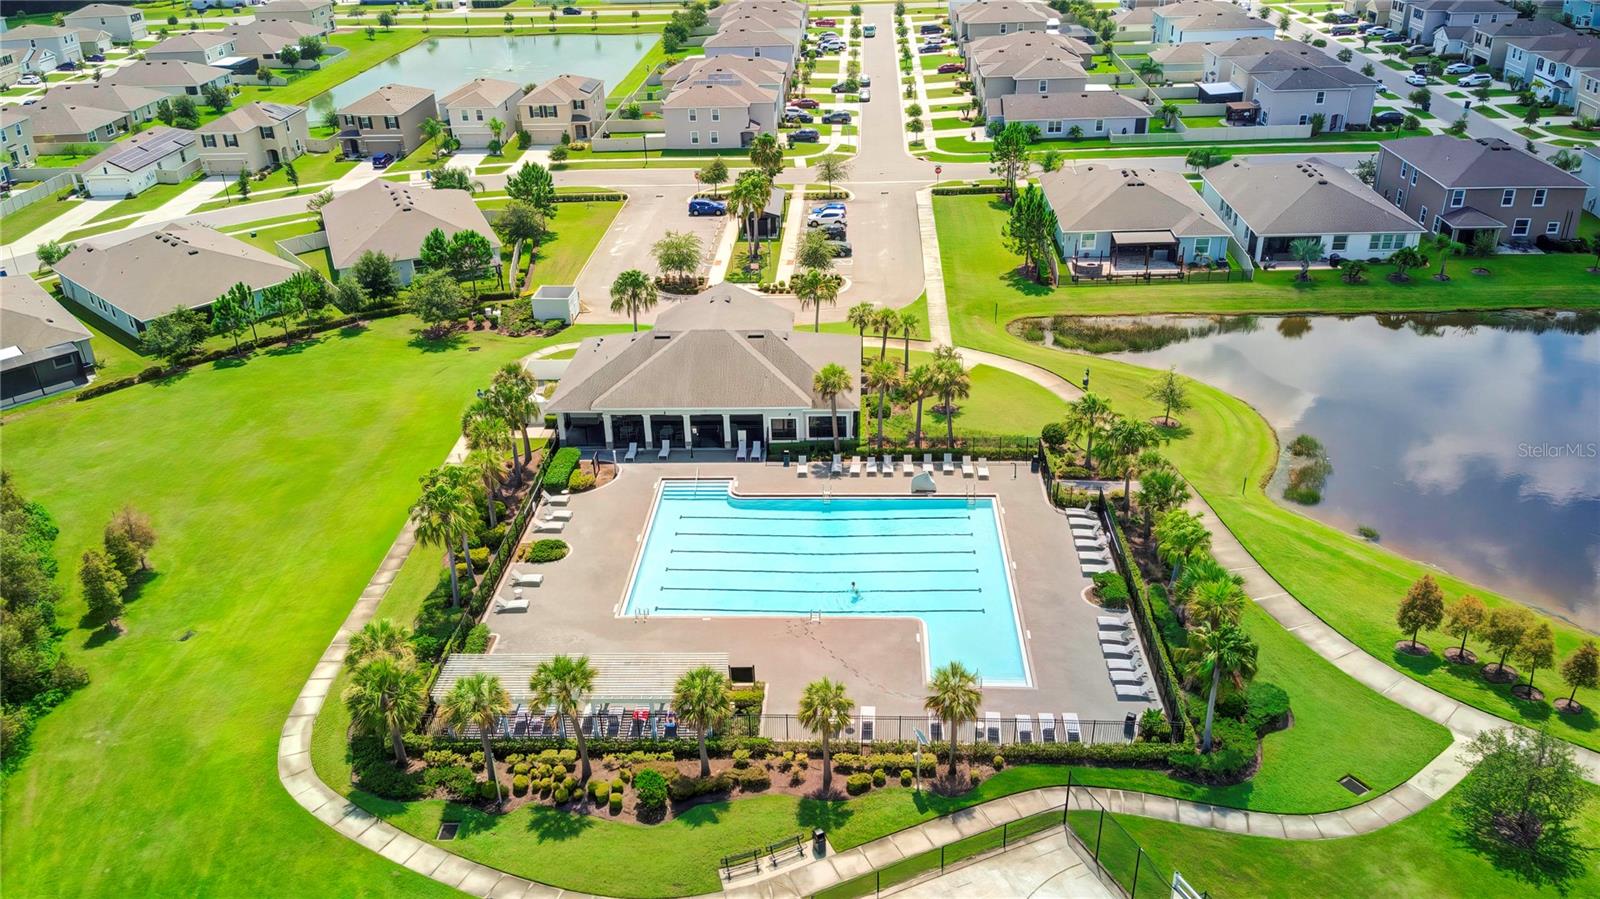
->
[812, 828, 827, 856]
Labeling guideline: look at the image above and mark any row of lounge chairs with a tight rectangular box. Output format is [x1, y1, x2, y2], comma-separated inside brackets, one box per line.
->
[924, 712, 1086, 745]
[1067, 507, 1113, 575]
[617, 438, 765, 462]
[1100, 613, 1156, 702]
[798, 453, 992, 479]
[494, 707, 682, 739]
[494, 495, 572, 613]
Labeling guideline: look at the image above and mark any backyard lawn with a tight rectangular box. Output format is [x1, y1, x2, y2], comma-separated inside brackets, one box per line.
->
[0, 317, 595, 897]
[1, 188, 82, 240]
[933, 194, 1600, 751]
[85, 179, 201, 224]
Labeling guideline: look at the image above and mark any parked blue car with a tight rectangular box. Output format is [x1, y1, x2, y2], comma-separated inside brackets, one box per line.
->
[688, 198, 727, 216]
[371, 153, 395, 169]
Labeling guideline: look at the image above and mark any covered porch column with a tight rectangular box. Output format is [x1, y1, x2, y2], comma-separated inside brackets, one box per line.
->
[602, 414, 615, 449]
[643, 415, 654, 449]
[723, 413, 733, 449]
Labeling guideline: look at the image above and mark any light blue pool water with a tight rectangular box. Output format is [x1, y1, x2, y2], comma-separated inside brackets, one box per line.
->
[623, 481, 1028, 684]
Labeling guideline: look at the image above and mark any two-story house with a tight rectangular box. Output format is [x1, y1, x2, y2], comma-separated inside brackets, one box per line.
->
[951, 0, 1055, 43]
[256, 0, 337, 35]
[195, 101, 310, 174]
[63, 4, 149, 44]
[104, 60, 232, 98]
[1, 25, 84, 71]
[661, 73, 781, 150]
[1, 107, 35, 176]
[143, 31, 238, 65]
[1152, 1, 1275, 44]
[1465, 18, 1568, 73]
[1375, 136, 1588, 244]
[659, 55, 789, 104]
[1506, 34, 1600, 104]
[703, 26, 800, 64]
[969, 52, 1088, 103]
[1388, 0, 1514, 45]
[335, 84, 438, 158]
[221, 21, 326, 70]
[519, 74, 605, 144]
[72, 29, 115, 58]
[1204, 39, 1378, 130]
[439, 78, 522, 149]
[1562, 0, 1595, 30]
[1576, 65, 1600, 118]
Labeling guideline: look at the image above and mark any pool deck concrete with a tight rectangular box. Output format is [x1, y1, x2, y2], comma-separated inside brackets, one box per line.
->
[487, 454, 1153, 728]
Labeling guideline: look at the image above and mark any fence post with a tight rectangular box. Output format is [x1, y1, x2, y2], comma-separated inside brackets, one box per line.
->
[940, 845, 946, 874]
[1093, 808, 1105, 862]
[1003, 821, 1009, 849]
[1063, 770, 1072, 826]
[1131, 848, 1143, 899]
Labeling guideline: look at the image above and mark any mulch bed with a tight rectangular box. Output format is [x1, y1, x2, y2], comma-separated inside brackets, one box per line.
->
[1443, 646, 1478, 665]
[1555, 697, 1584, 715]
[577, 459, 617, 488]
[1395, 640, 1431, 657]
[1481, 663, 1519, 684]
[1510, 684, 1545, 702]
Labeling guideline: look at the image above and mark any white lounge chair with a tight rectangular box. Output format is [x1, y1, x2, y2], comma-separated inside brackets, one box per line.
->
[1107, 658, 1139, 672]
[903, 454, 915, 476]
[865, 456, 879, 476]
[534, 519, 565, 533]
[1038, 712, 1058, 743]
[1064, 713, 1082, 742]
[751, 441, 762, 461]
[849, 456, 862, 476]
[961, 455, 975, 477]
[977, 458, 990, 479]
[735, 432, 748, 461]
[545, 509, 573, 521]
[859, 706, 876, 742]
[1101, 642, 1133, 659]
[882, 454, 894, 474]
[658, 439, 671, 460]
[1016, 713, 1034, 744]
[942, 453, 955, 474]
[1116, 683, 1155, 702]
[1111, 670, 1147, 686]
[831, 454, 844, 476]
[1100, 636, 1132, 651]
[1082, 561, 1114, 574]
[545, 494, 569, 506]
[1065, 509, 1096, 521]
[985, 711, 1001, 744]
[1098, 615, 1129, 630]
[623, 442, 638, 462]
[494, 596, 529, 613]
[797, 455, 809, 477]
[922, 453, 935, 474]
[511, 571, 544, 588]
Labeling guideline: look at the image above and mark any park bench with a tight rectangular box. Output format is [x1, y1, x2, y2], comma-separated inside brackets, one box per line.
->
[720, 847, 762, 880]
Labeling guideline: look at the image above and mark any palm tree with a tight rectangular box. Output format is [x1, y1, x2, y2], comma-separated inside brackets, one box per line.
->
[1287, 238, 1323, 282]
[924, 661, 982, 778]
[609, 269, 658, 332]
[813, 363, 852, 455]
[1158, 102, 1180, 127]
[871, 306, 898, 360]
[1188, 577, 1245, 630]
[1430, 234, 1465, 280]
[529, 654, 597, 781]
[793, 269, 839, 333]
[345, 618, 413, 668]
[905, 364, 935, 449]
[865, 359, 901, 449]
[488, 380, 531, 486]
[1154, 509, 1212, 591]
[1104, 417, 1163, 514]
[419, 117, 446, 159]
[493, 362, 539, 463]
[796, 677, 853, 795]
[411, 475, 474, 607]
[932, 355, 971, 448]
[673, 666, 733, 778]
[432, 464, 482, 571]
[1185, 623, 1257, 753]
[816, 155, 851, 191]
[1065, 392, 1112, 474]
[463, 398, 512, 508]
[436, 672, 512, 803]
[847, 301, 876, 359]
[343, 655, 427, 766]
[727, 170, 772, 262]
[897, 309, 919, 371]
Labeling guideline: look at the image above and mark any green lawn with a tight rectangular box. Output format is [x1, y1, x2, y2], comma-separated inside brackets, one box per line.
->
[862, 350, 1067, 442]
[497, 199, 620, 292]
[0, 317, 594, 897]
[932, 194, 1600, 751]
[232, 30, 431, 108]
[1, 188, 82, 240]
[85, 179, 200, 224]
[1114, 779, 1600, 899]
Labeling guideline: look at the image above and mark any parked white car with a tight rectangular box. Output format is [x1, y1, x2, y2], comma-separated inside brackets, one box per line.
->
[1444, 62, 1475, 76]
[1404, 73, 1430, 87]
[807, 208, 847, 227]
[1457, 73, 1492, 87]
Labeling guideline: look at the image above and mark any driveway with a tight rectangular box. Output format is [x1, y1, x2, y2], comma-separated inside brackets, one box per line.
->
[573, 184, 731, 322]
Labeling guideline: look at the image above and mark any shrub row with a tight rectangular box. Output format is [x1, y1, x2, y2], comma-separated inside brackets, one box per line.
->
[767, 438, 1038, 460]
[931, 185, 1006, 196]
[1102, 503, 1191, 741]
[520, 538, 569, 563]
[542, 446, 582, 490]
[555, 192, 626, 203]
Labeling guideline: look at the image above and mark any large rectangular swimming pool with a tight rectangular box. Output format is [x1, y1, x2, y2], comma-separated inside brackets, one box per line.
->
[622, 481, 1029, 684]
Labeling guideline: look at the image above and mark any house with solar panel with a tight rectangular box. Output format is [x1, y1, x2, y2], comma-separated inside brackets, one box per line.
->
[75, 125, 199, 198]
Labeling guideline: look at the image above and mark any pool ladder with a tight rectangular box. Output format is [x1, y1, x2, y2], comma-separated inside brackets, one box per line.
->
[822, 485, 832, 505]
[965, 483, 977, 509]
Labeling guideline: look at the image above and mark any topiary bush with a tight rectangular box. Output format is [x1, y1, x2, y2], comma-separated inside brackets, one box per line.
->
[734, 767, 771, 791]
[872, 768, 887, 787]
[423, 765, 477, 801]
[512, 774, 530, 796]
[633, 769, 669, 819]
[900, 769, 913, 786]
[669, 772, 733, 802]
[846, 772, 873, 795]
[609, 792, 623, 814]
[992, 754, 1005, 771]
[543, 446, 582, 489]
[732, 749, 751, 769]
[591, 780, 611, 802]
[568, 470, 596, 492]
[1245, 682, 1291, 735]
[554, 786, 570, 804]
[523, 539, 569, 563]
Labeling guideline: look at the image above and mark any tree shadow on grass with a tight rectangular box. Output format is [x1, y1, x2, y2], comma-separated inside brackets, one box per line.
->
[1451, 820, 1594, 894]
[524, 804, 596, 842]
[335, 324, 370, 340]
[796, 795, 854, 834]
[211, 355, 249, 370]
[409, 330, 469, 354]
[81, 622, 124, 649]
[1553, 703, 1598, 734]
[1000, 268, 1056, 300]
[147, 369, 192, 389]
[1392, 647, 1444, 677]
[673, 800, 730, 828]
[264, 334, 328, 357]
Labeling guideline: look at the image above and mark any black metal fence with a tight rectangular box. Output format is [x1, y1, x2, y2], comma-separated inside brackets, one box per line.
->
[1102, 501, 1186, 743]
[450, 712, 1137, 745]
[1063, 773, 1195, 899]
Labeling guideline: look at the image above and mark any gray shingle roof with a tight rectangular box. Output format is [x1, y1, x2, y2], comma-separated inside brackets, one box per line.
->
[1040, 166, 1231, 238]
[0, 276, 91, 367]
[105, 59, 229, 88]
[956, 0, 1053, 26]
[992, 91, 1152, 122]
[440, 78, 523, 109]
[1383, 137, 1586, 190]
[520, 74, 603, 105]
[1204, 159, 1423, 236]
[338, 83, 435, 116]
[321, 180, 500, 270]
[197, 101, 303, 133]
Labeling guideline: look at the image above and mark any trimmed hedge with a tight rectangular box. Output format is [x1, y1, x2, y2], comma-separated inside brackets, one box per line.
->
[555, 192, 626, 203]
[543, 446, 582, 489]
[931, 185, 1006, 196]
[1103, 503, 1191, 741]
[633, 769, 668, 816]
[768, 437, 1037, 460]
[522, 538, 569, 563]
[845, 772, 873, 795]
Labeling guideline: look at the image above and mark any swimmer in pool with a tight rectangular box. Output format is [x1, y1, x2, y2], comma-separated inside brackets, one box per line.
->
[850, 581, 861, 603]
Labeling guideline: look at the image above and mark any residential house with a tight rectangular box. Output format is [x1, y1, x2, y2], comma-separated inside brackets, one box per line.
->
[189, 0, 261, 8]
[1, 107, 35, 176]
[256, 0, 337, 35]
[661, 76, 782, 150]
[1388, 0, 1515, 45]
[1465, 17, 1568, 72]
[659, 55, 790, 101]
[968, 49, 1088, 103]
[1577, 146, 1598, 213]
[1345, 0, 1393, 24]
[1112, 6, 1158, 42]
[335, 84, 437, 157]
[1576, 64, 1600, 117]
[47, 82, 167, 124]
[195, 101, 309, 174]
[1374, 136, 1588, 243]
[221, 21, 325, 70]
[5, 45, 57, 77]
[1565, 0, 1595, 30]
[519, 75, 605, 144]
[1147, 41, 1212, 80]
[1204, 38, 1378, 130]
[952, 1, 1055, 43]
[1, 25, 84, 70]
[1504, 33, 1600, 104]
[0, 276, 95, 408]
[143, 31, 239, 65]
[24, 83, 167, 147]
[1202, 158, 1424, 262]
[986, 90, 1155, 136]
[546, 288, 861, 450]
[76, 125, 199, 198]
[63, 4, 149, 44]
[1039, 165, 1232, 273]
[713, 8, 807, 44]
[965, 31, 1096, 73]
[439, 78, 522, 149]
[707, 0, 808, 26]
[1151, 2, 1275, 44]
[320, 180, 500, 285]
[54, 224, 300, 339]
[0, 49, 21, 90]
[104, 59, 232, 98]
[703, 26, 800, 64]
[72, 29, 114, 58]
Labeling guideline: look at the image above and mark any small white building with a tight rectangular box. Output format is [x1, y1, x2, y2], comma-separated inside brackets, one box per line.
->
[76, 126, 199, 199]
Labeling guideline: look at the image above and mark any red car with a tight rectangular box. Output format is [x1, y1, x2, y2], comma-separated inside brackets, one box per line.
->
[793, 97, 820, 109]
[937, 62, 964, 74]
[814, 17, 837, 26]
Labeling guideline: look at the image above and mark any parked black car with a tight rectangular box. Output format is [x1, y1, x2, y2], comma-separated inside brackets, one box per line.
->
[562, 6, 583, 14]
[1372, 110, 1406, 126]
[788, 128, 821, 145]
[827, 240, 853, 258]
[818, 222, 847, 240]
[784, 111, 814, 123]
[822, 111, 852, 124]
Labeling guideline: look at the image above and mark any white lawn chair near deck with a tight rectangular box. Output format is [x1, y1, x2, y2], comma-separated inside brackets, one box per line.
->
[751, 441, 762, 462]
[1116, 683, 1155, 702]
[534, 519, 566, 533]
[942, 453, 955, 474]
[624, 442, 639, 462]
[1098, 615, 1129, 630]
[1110, 670, 1147, 686]
[961, 455, 975, 477]
[1038, 712, 1058, 743]
[1065, 509, 1096, 522]
[1064, 713, 1082, 743]
[882, 454, 894, 475]
[1107, 657, 1139, 672]
[922, 453, 935, 474]
[977, 458, 990, 479]
[1016, 713, 1034, 744]
[859, 706, 876, 742]
[903, 454, 915, 476]
[797, 455, 809, 477]
[511, 570, 544, 588]
[865, 456, 879, 476]
[545, 494, 569, 506]
[1100, 635, 1132, 652]
[736, 432, 748, 461]
[831, 454, 844, 476]
[494, 595, 529, 613]
[1101, 642, 1133, 659]
[658, 439, 671, 460]
[545, 509, 573, 521]
[849, 456, 862, 476]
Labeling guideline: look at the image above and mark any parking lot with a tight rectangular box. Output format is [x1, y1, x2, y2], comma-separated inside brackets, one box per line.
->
[573, 185, 732, 322]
